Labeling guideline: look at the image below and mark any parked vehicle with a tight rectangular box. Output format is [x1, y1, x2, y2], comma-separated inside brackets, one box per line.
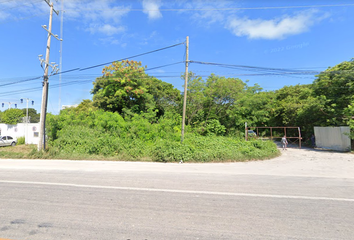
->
[248, 130, 257, 137]
[0, 136, 17, 147]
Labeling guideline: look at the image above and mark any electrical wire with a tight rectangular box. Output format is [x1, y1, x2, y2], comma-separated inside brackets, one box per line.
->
[1, 57, 352, 97]
[0, 0, 16, 4]
[0, 12, 48, 25]
[0, 42, 185, 88]
[0, 0, 42, 11]
[62, 4, 354, 12]
[145, 61, 184, 71]
[190, 60, 318, 73]
[76, 42, 185, 72]
[0, 60, 350, 89]
[49, 42, 185, 76]
[0, 76, 42, 88]
[2, 71, 353, 98]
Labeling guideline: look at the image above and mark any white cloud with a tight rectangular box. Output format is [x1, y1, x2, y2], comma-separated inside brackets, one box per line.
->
[226, 10, 329, 40]
[0, 0, 130, 36]
[142, 0, 162, 20]
[0, 0, 45, 21]
[175, 1, 329, 40]
[63, 0, 130, 36]
[87, 24, 125, 36]
[99, 36, 123, 46]
[177, 0, 236, 25]
[0, 11, 10, 21]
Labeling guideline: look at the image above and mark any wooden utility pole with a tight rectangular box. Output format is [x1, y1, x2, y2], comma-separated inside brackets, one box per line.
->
[181, 36, 189, 143]
[38, 0, 60, 151]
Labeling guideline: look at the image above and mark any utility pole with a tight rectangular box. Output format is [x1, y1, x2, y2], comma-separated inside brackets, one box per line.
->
[59, 0, 64, 112]
[181, 36, 189, 143]
[21, 98, 34, 144]
[1, 102, 18, 109]
[21, 98, 35, 123]
[38, 0, 61, 151]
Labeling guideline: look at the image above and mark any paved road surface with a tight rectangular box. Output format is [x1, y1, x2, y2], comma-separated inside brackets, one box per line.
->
[0, 146, 353, 239]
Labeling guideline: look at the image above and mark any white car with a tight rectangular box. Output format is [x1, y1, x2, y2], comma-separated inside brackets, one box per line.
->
[0, 136, 17, 147]
[247, 130, 257, 137]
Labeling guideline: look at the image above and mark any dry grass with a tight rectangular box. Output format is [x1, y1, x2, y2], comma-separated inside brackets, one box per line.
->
[0, 144, 34, 153]
[0, 144, 36, 159]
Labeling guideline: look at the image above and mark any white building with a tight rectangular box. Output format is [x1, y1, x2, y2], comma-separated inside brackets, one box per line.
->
[0, 123, 40, 145]
[314, 126, 351, 152]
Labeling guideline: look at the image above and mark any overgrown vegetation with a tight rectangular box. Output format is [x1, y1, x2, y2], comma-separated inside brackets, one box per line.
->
[4, 58, 353, 161]
[42, 108, 279, 162]
[17, 136, 25, 145]
[0, 109, 24, 125]
[0, 108, 40, 124]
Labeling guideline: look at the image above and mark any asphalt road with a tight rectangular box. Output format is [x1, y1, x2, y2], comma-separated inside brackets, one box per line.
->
[0, 148, 353, 239]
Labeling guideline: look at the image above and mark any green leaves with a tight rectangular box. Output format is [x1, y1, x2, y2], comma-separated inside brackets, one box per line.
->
[92, 60, 153, 114]
[92, 60, 181, 119]
[312, 59, 354, 125]
[1, 109, 24, 125]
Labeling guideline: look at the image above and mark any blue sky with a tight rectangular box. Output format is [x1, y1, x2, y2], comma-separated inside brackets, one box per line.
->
[0, 0, 354, 114]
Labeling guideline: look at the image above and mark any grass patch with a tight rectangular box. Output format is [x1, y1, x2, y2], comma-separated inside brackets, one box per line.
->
[0, 144, 33, 158]
[0, 137, 280, 162]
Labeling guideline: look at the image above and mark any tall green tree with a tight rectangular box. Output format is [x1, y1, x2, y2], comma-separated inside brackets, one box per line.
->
[312, 59, 354, 125]
[92, 60, 180, 118]
[229, 89, 276, 131]
[144, 77, 181, 117]
[273, 85, 326, 138]
[182, 72, 249, 135]
[92, 60, 151, 114]
[21, 108, 40, 123]
[1, 109, 24, 125]
[203, 74, 246, 127]
[183, 72, 206, 126]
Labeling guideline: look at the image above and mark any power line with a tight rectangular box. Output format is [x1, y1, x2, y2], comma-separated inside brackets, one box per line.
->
[0, 43, 185, 88]
[2, 72, 352, 98]
[0, 66, 329, 82]
[0, 12, 47, 25]
[190, 60, 318, 73]
[76, 42, 185, 72]
[0, 76, 42, 88]
[0, 0, 16, 4]
[145, 61, 184, 71]
[62, 4, 354, 12]
[0, 74, 183, 97]
[0, 0, 42, 11]
[189, 60, 354, 77]
[0, 59, 349, 89]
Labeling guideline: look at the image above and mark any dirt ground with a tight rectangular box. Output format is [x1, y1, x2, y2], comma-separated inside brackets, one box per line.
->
[247, 142, 354, 179]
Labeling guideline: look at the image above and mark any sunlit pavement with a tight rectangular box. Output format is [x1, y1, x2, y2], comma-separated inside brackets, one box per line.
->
[0, 150, 353, 239]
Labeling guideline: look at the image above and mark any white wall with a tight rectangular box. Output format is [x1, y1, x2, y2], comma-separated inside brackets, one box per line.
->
[0, 123, 40, 145]
[314, 126, 351, 152]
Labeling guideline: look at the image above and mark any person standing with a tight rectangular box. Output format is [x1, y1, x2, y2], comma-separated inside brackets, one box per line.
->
[281, 135, 288, 150]
[311, 134, 316, 148]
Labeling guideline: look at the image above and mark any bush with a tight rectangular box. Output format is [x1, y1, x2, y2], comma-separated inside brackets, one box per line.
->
[44, 109, 279, 162]
[150, 134, 279, 162]
[17, 136, 25, 145]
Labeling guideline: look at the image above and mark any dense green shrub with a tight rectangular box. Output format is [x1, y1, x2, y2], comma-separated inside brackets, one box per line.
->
[45, 107, 279, 162]
[17, 136, 25, 145]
